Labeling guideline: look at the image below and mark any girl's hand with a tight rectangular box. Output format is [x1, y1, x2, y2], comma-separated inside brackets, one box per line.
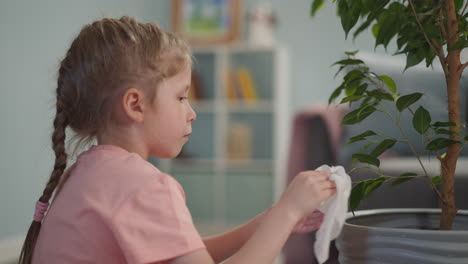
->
[291, 210, 324, 234]
[277, 170, 336, 222]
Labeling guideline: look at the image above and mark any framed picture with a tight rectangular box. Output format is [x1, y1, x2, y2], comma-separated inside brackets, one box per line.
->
[171, 0, 241, 46]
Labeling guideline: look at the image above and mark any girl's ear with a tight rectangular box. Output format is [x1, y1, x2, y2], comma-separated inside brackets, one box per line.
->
[122, 88, 145, 123]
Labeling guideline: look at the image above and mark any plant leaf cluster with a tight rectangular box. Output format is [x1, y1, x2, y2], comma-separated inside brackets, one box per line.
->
[328, 52, 466, 211]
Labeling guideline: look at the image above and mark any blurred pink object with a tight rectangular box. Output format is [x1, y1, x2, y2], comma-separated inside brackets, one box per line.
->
[284, 103, 348, 264]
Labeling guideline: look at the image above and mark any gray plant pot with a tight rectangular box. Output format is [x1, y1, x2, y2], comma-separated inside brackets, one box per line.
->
[336, 208, 468, 264]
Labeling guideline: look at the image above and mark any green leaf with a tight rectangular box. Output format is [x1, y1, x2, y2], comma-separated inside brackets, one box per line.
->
[329, 85, 344, 104]
[345, 80, 362, 96]
[379, 75, 397, 93]
[370, 138, 397, 157]
[397, 36, 407, 50]
[352, 153, 380, 167]
[353, 17, 373, 39]
[405, 49, 425, 71]
[364, 177, 385, 197]
[455, 0, 464, 11]
[448, 39, 468, 51]
[391, 173, 417, 186]
[334, 65, 346, 77]
[355, 83, 369, 96]
[310, 0, 325, 16]
[347, 130, 377, 144]
[375, 3, 405, 48]
[344, 69, 365, 83]
[366, 90, 394, 101]
[413, 106, 431, 134]
[350, 177, 387, 211]
[431, 176, 442, 185]
[349, 182, 366, 211]
[358, 141, 377, 154]
[396, 92, 423, 112]
[425, 50, 436, 67]
[345, 50, 359, 56]
[371, 23, 379, 38]
[423, 22, 440, 39]
[339, 0, 361, 38]
[340, 95, 367, 104]
[333, 59, 365, 66]
[342, 105, 377, 124]
[465, 135, 468, 142]
[432, 121, 456, 127]
[360, 96, 372, 107]
[426, 138, 459, 151]
[435, 128, 456, 135]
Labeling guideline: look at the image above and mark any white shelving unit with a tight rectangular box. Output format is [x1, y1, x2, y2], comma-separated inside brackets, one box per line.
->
[154, 44, 290, 226]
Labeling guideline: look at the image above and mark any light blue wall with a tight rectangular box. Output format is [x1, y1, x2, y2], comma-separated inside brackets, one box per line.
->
[0, 0, 170, 240]
[0, 0, 391, 241]
[246, 0, 391, 113]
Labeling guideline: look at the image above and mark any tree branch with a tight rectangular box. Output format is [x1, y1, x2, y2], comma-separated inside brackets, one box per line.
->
[438, 8, 447, 40]
[432, 39, 449, 76]
[462, 2, 468, 16]
[461, 62, 468, 74]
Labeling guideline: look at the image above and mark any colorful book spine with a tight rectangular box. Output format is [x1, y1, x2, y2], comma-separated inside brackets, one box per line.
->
[237, 67, 258, 103]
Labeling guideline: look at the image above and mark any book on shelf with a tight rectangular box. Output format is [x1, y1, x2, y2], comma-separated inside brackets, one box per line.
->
[224, 67, 258, 103]
[226, 122, 252, 160]
[237, 67, 258, 103]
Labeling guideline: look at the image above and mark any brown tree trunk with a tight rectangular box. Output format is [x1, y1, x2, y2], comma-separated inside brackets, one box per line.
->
[440, 0, 462, 230]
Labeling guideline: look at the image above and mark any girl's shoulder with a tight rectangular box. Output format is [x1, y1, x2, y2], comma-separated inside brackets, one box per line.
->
[79, 145, 162, 174]
[73, 144, 178, 198]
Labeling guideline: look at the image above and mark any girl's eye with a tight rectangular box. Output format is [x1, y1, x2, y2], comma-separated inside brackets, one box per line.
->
[179, 96, 188, 102]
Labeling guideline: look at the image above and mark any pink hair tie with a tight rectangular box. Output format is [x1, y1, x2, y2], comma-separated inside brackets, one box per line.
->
[33, 201, 49, 222]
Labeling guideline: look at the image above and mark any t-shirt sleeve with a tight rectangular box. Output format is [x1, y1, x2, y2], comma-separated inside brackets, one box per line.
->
[110, 175, 205, 264]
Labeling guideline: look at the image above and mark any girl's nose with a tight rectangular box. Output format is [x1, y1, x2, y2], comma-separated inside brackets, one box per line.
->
[188, 103, 197, 122]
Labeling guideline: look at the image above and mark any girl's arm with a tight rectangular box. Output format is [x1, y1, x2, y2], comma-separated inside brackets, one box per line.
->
[171, 203, 296, 264]
[202, 210, 265, 263]
[202, 208, 323, 263]
[169, 171, 335, 264]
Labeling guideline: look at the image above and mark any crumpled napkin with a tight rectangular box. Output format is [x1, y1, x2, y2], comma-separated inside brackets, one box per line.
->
[313, 165, 351, 264]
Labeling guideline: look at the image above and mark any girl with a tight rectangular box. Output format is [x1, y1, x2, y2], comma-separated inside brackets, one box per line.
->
[20, 16, 336, 264]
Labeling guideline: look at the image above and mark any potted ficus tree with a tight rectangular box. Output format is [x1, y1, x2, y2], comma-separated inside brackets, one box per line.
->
[311, 0, 468, 263]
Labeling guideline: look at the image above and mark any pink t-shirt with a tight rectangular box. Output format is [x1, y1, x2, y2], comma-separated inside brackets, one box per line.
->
[32, 145, 205, 264]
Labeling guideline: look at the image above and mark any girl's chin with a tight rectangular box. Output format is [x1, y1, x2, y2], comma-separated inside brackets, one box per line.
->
[151, 148, 183, 159]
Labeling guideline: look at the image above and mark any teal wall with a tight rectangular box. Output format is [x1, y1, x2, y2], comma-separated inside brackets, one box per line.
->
[0, 0, 393, 241]
[0, 0, 170, 240]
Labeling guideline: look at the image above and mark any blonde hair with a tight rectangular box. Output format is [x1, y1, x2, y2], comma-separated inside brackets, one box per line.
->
[19, 16, 191, 264]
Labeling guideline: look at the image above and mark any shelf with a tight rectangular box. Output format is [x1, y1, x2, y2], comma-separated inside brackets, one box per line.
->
[189, 100, 274, 113]
[166, 45, 289, 225]
[225, 159, 274, 172]
[226, 100, 274, 113]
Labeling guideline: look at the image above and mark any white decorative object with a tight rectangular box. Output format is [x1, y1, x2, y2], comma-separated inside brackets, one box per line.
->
[248, 3, 276, 46]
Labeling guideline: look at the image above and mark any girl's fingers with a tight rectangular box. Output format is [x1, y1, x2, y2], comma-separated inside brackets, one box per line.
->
[305, 171, 331, 181]
[318, 180, 336, 190]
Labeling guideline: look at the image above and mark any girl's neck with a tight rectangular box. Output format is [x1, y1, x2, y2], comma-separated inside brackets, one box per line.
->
[97, 126, 149, 160]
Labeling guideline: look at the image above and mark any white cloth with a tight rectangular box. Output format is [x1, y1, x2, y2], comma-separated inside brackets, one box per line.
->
[314, 165, 352, 264]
